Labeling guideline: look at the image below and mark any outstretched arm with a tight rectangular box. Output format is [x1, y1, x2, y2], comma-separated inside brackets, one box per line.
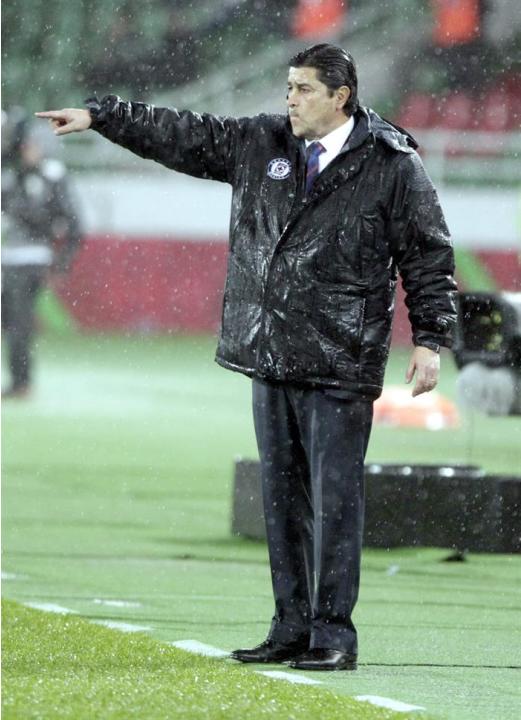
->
[36, 97, 250, 184]
[35, 108, 92, 135]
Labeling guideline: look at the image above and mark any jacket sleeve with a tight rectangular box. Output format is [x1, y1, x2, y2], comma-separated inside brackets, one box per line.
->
[390, 151, 458, 350]
[86, 95, 248, 184]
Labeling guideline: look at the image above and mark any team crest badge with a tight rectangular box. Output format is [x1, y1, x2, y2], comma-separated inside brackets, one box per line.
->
[267, 158, 292, 180]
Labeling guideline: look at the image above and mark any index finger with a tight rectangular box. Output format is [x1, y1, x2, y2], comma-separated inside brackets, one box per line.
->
[34, 111, 63, 118]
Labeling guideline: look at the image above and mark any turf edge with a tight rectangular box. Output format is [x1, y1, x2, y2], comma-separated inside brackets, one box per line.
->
[1, 599, 425, 720]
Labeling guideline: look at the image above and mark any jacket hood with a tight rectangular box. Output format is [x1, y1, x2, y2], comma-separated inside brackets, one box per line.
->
[359, 106, 418, 152]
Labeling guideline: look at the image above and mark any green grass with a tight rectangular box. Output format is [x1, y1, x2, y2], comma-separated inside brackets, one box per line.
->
[453, 248, 497, 291]
[3, 600, 413, 720]
[2, 333, 521, 720]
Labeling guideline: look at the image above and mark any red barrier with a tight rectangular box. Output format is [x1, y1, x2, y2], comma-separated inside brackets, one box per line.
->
[58, 236, 519, 343]
[59, 235, 228, 332]
[476, 250, 521, 291]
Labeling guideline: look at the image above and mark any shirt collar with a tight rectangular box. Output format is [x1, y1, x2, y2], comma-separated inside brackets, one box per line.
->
[305, 116, 355, 154]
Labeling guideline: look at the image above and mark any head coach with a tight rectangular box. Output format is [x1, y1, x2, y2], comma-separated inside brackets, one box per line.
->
[37, 43, 457, 671]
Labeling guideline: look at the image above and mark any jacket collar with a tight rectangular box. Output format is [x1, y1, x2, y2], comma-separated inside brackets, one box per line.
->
[301, 106, 418, 204]
[332, 106, 418, 155]
[284, 106, 418, 154]
[304, 116, 355, 155]
[283, 107, 418, 206]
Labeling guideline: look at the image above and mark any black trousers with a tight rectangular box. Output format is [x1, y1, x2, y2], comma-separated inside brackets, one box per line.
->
[252, 378, 373, 655]
[1, 265, 45, 390]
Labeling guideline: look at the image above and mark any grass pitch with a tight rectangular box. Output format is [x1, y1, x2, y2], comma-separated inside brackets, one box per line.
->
[3, 600, 414, 720]
[2, 333, 521, 720]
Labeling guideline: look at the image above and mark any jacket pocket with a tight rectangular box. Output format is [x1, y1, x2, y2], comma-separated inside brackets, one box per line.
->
[334, 211, 388, 281]
[313, 286, 366, 359]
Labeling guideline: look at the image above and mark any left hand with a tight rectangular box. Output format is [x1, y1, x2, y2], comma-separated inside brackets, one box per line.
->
[405, 346, 440, 397]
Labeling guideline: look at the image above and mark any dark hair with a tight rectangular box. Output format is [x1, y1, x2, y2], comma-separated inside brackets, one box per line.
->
[289, 43, 358, 116]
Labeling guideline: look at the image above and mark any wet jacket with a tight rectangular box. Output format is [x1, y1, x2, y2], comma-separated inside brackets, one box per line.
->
[88, 96, 457, 398]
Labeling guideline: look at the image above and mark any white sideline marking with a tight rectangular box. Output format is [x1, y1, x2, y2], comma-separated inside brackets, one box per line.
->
[257, 670, 323, 686]
[93, 620, 150, 633]
[356, 695, 425, 712]
[25, 602, 77, 615]
[93, 599, 142, 608]
[386, 564, 400, 576]
[23, 602, 149, 634]
[170, 639, 229, 658]
[2, 572, 28, 580]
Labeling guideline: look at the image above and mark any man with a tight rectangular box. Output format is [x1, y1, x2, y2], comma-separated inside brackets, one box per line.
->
[2, 109, 82, 398]
[37, 43, 457, 671]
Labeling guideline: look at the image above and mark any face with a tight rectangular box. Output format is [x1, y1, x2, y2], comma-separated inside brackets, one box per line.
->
[287, 66, 350, 140]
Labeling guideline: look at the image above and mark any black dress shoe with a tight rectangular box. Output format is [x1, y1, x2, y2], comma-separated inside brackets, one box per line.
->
[285, 648, 357, 671]
[230, 638, 309, 664]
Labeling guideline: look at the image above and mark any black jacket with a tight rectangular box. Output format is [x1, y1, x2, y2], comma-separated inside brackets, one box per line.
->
[88, 96, 457, 398]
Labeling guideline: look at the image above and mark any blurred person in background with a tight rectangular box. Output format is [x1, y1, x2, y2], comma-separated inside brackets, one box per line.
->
[1, 109, 82, 399]
[36, 42, 456, 670]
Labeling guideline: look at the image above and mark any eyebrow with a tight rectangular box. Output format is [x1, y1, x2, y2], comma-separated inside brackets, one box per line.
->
[287, 81, 314, 89]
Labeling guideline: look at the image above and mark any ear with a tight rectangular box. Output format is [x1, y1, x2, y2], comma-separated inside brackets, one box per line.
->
[336, 85, 351, 111]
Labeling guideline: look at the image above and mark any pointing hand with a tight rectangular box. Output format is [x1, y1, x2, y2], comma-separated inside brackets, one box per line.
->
[35, 108, 92, 136]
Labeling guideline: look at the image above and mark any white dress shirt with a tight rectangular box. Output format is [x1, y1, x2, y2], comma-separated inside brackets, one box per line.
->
[305, 116, 355, 173]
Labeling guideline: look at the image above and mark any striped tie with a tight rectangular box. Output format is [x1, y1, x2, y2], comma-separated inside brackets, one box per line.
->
[305, 141, 326, 196]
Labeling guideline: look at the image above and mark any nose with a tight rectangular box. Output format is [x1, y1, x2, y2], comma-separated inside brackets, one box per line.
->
[287, 88, 297, 108]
